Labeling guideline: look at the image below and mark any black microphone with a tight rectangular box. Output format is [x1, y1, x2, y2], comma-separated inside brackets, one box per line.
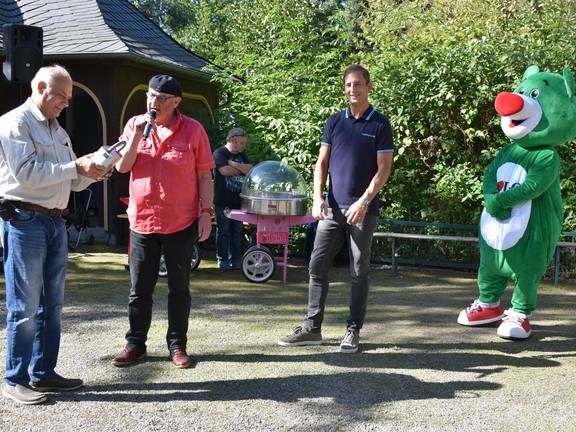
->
[143, 110, 157, 139]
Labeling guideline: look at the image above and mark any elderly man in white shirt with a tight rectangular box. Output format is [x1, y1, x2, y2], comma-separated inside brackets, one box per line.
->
[0, 65, 109, 405]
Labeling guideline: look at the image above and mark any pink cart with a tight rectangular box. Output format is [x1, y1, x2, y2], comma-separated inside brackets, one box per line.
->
[228, 210, 315, 283]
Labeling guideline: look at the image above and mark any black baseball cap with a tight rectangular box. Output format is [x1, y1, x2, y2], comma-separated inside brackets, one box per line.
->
[148, 74, 182, 97]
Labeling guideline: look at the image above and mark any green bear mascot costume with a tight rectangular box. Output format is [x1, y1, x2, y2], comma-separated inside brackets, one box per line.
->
[458, 65, 576, 339]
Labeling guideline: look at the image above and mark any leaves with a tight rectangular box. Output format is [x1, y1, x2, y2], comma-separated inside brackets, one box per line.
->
[135, 0, 576, 228]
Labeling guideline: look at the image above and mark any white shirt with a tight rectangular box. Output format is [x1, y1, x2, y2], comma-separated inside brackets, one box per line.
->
[0, 98, 92, 209]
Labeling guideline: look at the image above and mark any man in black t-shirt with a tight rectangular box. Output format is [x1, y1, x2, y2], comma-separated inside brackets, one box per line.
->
[213, 128, 252, 269]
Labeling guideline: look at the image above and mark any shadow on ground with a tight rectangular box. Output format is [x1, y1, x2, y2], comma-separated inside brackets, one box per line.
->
[54, 371, 501, 404]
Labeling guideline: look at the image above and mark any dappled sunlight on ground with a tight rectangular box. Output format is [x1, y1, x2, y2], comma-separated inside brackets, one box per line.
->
[0, 245, 575, 430]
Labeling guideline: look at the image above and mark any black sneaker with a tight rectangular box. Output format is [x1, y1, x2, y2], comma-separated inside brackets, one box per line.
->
[340, 328, 360, 353]
[278, 326, 322, 346]
[29, 373, 84, 392]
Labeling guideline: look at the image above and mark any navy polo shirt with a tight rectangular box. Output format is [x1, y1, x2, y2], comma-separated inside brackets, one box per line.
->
[322, 105, 394, 215]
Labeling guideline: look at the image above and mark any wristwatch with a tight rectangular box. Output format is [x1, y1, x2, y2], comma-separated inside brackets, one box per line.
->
[200, 207, 215, 217]
[360, 197, 370, 206]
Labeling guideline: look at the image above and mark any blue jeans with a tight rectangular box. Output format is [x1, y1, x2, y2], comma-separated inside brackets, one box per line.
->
[3, 209, 68, 386]
[304, 207, 378, 331]
[215, 206, 243, 267]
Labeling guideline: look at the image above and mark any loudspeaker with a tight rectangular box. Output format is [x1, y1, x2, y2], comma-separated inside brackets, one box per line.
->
[2, 24, 43, 83]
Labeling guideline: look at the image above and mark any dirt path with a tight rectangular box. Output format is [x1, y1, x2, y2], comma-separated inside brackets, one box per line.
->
[0, 247, 574, 431]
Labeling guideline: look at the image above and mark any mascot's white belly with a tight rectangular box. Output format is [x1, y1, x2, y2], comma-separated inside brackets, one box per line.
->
[480, 162, 532, 251]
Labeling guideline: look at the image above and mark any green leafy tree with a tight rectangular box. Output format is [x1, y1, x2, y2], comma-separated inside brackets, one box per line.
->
[173, 0, 359, 188]
[362, 0, 576, 224]
[136, 0, 576, 231]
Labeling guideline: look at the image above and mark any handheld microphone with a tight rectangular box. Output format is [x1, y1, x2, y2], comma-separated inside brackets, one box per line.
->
[143, 110, 157, 139]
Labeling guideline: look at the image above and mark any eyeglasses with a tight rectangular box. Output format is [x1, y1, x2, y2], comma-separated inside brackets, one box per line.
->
[146, 92, 176, 103]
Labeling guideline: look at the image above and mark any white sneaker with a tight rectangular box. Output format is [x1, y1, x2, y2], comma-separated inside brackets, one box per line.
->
[497, 309, 532, 340]
[340, 329, 360, 353]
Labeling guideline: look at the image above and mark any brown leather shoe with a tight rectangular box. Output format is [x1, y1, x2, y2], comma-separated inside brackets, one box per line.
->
[111, 346, 146, 367]
[170, 348, 191, 368]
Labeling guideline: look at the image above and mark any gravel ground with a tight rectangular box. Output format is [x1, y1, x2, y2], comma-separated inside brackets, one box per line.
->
[0, 247, 575, 431]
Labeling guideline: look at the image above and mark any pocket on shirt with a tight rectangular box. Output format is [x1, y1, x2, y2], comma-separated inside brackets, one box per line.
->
[34, 139, 72, 164]
[358, 132, 377, 148]
[164, 142, 190, 164]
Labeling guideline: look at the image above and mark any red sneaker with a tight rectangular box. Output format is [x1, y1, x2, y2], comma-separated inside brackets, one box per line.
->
[497, 310, 532, 340]
[170, 348, 192, 369]
[458, 299, 504, 326]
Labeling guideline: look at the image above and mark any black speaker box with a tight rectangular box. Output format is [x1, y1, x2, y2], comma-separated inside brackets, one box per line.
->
[2, 24, 43, 83]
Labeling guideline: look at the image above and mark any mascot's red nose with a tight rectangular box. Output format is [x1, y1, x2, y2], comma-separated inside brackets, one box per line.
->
[495, 92, 524, 116]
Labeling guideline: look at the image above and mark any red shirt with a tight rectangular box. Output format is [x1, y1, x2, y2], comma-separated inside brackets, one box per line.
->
[120, 111, 215, 234]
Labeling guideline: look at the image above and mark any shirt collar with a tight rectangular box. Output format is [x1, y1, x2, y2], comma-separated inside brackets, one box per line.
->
[345, 105, 374, 121]
[25, 97, 48, 123]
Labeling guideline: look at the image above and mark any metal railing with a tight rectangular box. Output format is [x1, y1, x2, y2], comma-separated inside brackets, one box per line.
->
[374, 220, 576, 286]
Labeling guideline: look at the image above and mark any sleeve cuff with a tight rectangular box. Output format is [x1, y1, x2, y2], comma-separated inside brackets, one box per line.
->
[197, 162, 216, 171]
[62, 160, 79, 180]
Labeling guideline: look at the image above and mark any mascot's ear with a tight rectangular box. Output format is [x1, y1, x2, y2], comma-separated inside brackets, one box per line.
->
[523, 65, 540, 80]
[563, 68, 575, 99]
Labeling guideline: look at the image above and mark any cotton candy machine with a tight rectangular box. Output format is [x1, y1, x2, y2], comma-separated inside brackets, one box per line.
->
[240, 160, 308, 216]
[228, 161, 314, 283]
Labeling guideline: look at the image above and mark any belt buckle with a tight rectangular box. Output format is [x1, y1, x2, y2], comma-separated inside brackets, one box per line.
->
[48, 208, 62, 218]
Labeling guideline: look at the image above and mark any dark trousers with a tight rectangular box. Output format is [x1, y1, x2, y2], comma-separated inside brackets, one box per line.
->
[215, 205, 243, 267]
[126, 223, 198, 351]
[304, 208, 378, 331]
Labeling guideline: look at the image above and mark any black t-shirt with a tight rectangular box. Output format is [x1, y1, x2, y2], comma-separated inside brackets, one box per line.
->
[213, 146, 251, 208]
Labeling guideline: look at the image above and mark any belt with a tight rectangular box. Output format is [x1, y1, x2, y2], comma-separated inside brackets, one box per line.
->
[11, 201, 69, 218]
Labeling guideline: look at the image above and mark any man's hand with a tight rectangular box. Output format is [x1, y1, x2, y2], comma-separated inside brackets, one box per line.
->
[312, 197, 327, 220]
[75, 154, 111, 180]
[346, 200, 368, 225]
[197, 213, 212, 242]
[133, 116, 148, 138]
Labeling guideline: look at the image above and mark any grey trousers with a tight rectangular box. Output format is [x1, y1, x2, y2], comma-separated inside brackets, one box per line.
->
[304, 208, 378, 331]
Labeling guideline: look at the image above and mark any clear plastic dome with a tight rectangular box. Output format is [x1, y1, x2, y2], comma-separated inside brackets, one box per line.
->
[241, 161, 307, 199]
[240, 161, 308, 215]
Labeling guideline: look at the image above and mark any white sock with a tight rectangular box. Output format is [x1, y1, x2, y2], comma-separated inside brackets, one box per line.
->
[479, 300, 500, 308]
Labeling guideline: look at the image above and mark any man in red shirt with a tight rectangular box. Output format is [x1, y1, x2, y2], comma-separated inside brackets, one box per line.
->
[112, 75, 215, 368]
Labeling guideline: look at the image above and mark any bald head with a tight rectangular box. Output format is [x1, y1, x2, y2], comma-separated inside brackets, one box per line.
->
[30, 65, 73, 120]
[31, 65, 72, 94]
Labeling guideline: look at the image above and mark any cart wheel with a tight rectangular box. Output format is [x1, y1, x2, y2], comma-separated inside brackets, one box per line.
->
[159, 244, 201, 277]
[158, 255, 168, 277]
[241, 246, 275, 283]
[191, 243, 201, 272]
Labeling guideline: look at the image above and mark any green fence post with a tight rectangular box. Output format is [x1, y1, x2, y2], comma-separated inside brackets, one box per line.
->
[554, 247, 560, 287]
[391, 237, 398, 274]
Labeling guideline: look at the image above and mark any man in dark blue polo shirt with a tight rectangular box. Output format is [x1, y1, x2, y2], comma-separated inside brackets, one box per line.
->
[278, 64, 394, 353]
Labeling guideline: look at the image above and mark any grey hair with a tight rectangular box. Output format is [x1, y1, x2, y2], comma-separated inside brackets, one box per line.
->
[30, 65, 72, 91]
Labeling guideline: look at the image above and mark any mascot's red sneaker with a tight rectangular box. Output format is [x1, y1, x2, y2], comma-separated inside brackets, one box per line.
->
[497, 309, 532, 340]
[458, 299, 504, 326]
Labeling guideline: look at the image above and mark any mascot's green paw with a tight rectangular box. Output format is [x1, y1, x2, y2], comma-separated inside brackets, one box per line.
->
[492, 208, 511, 220]
[484, 193, 509, 219]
